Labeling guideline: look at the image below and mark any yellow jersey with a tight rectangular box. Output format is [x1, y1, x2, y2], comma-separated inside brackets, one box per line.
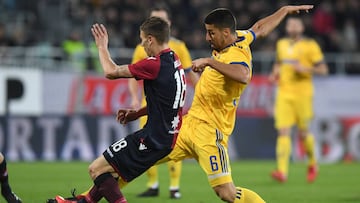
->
[188, 30, 255, 136]
[132, 37, 192, 67]
[276, 38, 324, 97]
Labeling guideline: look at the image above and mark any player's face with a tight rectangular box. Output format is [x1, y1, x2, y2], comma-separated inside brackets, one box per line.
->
[286, 18, 304, 38]
[150, 10, 171, 26]
[205, 24, 226, 50]
[140, 30, 153, 56]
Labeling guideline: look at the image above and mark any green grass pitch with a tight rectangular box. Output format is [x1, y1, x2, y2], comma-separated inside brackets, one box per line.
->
[5, 160, 360, 203]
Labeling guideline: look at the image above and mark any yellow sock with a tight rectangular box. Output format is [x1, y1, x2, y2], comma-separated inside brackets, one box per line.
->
[118, 178, 128, 189]
[304, 134, 316, 166]
[276, 135, 291, 175]
[168, 161, 182, 190]
[233, 187, 265, 203]
[81, 188, 90, 196]
[146, 165, 159, 188]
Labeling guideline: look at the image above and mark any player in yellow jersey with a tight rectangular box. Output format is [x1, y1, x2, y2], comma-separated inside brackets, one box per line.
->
[269, 16, 328, 183]
[151, 5, 313, 203]
[128, 4, 199, 199]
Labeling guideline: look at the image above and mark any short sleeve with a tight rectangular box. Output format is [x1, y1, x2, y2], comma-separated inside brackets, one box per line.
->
[236, 30, 256, 45]
[129, 57, 161, 80]
[309, 40, 324, 65]
[131, 44, 148, 64]
[226, 47, 252, 69]
[275, 40, 281, 63]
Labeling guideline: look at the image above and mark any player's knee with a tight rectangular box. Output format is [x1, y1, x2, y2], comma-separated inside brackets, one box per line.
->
[88, 162, 99, 180]
[213, 183, 237, 203]
[278, 128, 290, 136]
[298, 129, 308, 138]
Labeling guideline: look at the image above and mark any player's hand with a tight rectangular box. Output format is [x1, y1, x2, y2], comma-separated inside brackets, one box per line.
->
[91, 23, 109, 49]
[116, 109, 138, 125]
[283, 5, 313, 14]
[268, 73, 278, 84]
[192, 58, 209, 72]
[292, 62, 310, 73]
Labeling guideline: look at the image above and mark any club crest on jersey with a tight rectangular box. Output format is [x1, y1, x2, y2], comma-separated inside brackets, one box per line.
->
[168, 115, 180, 134]
[139, 143, 148, 151]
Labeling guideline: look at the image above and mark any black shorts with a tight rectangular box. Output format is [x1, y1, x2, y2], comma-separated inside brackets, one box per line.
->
[103, 129, 172, 182]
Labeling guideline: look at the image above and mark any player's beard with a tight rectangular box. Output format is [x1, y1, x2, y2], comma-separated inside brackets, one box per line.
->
[288, 32, 302, 40]
[208, 39, 221, 51]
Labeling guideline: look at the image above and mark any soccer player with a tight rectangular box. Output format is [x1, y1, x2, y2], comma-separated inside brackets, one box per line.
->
[269, 16, 328, 183]
[53, 16, 186, 203]
[128, 4, 198, 199]
[153, 5, 313, 203]
[0, 153, 22, 203]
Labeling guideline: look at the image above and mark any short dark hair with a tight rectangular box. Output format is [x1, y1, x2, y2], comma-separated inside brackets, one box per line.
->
[204, 8, 237, 32]
[149, 3, 171, 20]
[140, 16, 170, 44]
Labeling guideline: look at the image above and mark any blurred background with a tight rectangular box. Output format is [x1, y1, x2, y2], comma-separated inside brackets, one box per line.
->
[0, 0, 359, 163]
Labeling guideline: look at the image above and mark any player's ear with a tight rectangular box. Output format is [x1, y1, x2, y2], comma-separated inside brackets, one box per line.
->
[147, 35, 153, 45]
[223, 28, 231, 37]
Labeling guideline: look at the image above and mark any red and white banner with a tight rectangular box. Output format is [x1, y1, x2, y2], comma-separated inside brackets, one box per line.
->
[68, 76, 132, 115]
[1, 68, 360, 162]
[237, 75, 275, 117]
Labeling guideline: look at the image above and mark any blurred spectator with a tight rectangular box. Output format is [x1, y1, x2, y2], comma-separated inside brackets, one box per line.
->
[0, 23, 16, 46]
[0, 0, 359, 54]
[62, 30, 87, 72]
[312, 1, 335, 35]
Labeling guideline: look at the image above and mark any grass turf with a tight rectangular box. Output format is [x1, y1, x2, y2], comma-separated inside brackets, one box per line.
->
[4, 160, 360, 203]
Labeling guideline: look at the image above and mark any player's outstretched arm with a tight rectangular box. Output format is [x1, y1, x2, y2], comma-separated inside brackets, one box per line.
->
[251, 5, 313, 38]
[91, 23, 132, 79]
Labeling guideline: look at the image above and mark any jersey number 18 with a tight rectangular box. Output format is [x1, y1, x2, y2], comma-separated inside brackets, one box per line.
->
[173, 69, 186, 109]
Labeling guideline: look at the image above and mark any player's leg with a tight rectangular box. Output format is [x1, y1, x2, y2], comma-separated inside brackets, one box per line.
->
[85, 155, 126, 203]
[213, 183, 265, 203]
[137, 115, 160, 197]
[296, 96, 318, 182]
[167, 160, 182, 199]
[137, 166, 159, 197]
[0, 153, 22, 203]
[153, 115, 194, 199]
[272, 94, 295, 182]
[54, 154, 125, 203]
[194, 125, 264, 203]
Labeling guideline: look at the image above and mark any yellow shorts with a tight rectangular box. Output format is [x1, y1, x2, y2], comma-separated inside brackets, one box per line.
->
[274, 92, 313, 130]
[158, 115, 233, 187]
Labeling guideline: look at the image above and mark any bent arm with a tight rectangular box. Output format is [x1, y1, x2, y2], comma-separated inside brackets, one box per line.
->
[269, 62, 280, 83]
[136, 106, 148, 117]
[313, 62, 328, 76]
[251, 5, 313, 38]
[128, 78, 140, 108]
[206, 58, 250, 84]
[97, 47, 133, 79]
[186, 70, 199, 85]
